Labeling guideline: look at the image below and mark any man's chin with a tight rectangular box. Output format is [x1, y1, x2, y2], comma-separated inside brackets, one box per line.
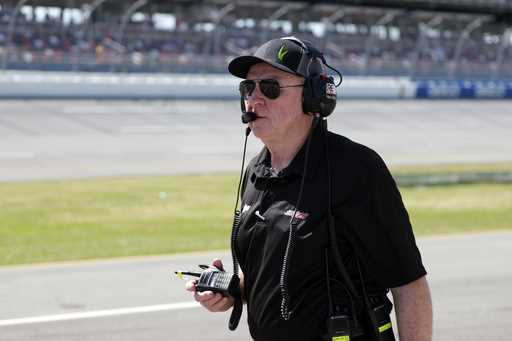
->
[249, 124, 268, 139]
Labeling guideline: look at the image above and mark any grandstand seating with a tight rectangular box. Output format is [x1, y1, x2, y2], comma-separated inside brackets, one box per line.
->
[0, 1, 511, 78]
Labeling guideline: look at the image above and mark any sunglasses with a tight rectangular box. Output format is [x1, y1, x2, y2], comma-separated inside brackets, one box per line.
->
[239, 79, 304, 100]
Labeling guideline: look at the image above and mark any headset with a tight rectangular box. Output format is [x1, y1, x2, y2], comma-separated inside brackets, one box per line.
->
[240, 36, 342, 122]
[280, 36, 341, 118]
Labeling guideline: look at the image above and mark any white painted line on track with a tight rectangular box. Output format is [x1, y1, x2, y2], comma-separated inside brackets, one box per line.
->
[0, 301, 200, 327]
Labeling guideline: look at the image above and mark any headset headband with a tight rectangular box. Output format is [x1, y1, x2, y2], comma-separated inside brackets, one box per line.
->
[280, 36, 324, 78]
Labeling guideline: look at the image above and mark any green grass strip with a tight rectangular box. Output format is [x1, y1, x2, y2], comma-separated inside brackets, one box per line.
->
[403, 183, 512, 235]
[390, 162, 512, 175]
[0, 175, 237, 266]
[1, 170, 511, 266]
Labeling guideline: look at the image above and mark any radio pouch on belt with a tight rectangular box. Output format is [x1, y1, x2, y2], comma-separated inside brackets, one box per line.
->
[326, 213, 395, 341]
[322, 118, 395, 341]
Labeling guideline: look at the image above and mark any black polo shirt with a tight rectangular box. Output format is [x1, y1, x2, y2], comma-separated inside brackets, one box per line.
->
[235, 124, 426, 341]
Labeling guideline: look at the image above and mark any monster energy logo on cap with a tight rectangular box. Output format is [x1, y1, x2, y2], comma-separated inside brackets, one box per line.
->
[277, 45, 288, 62]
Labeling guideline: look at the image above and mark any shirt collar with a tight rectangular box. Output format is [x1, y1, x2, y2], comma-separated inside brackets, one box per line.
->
[250, 122, 324, 186]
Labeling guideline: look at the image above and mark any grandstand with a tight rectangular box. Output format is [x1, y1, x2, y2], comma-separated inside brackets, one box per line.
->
[0, 0, 511, 78]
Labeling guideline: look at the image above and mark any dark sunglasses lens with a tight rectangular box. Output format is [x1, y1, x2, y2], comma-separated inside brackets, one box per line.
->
[239, 80, 255, 98]
[259, 79, 280, 99]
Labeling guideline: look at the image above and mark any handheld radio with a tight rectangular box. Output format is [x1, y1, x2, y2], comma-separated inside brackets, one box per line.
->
[174, 265, 241, 299]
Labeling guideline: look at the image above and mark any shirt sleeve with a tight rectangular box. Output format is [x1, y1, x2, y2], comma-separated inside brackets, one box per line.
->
[335, 149, 427, 288]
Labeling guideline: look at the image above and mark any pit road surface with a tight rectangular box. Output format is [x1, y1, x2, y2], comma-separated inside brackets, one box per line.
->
[1, 232, 511, 341]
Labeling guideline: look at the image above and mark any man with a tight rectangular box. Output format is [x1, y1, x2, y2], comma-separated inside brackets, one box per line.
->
[186, 37, 432, 341]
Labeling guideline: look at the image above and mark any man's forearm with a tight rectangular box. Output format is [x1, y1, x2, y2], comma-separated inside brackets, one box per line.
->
[391, 276, 433, 341]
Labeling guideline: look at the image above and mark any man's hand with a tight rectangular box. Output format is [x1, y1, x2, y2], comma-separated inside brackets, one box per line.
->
[391, 275, 433, 341]
[185, 258, 234, 312]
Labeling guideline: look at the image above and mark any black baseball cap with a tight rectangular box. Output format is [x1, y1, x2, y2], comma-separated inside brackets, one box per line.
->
[228, 36, 313, 79]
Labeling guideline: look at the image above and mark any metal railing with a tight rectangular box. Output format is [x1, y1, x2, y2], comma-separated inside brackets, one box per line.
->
[2, 46, 510, 78]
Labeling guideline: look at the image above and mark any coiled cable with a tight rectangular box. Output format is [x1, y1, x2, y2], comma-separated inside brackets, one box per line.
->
[279, 116, 320, 320]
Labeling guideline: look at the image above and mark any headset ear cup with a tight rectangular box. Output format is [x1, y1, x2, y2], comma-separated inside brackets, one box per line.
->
[290, 40, 337, 117]
[302, 75, 336, 117]
[302, 58, 322, 115]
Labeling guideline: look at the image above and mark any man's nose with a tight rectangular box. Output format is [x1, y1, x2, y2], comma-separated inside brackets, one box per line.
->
[246, 83, 264, 106]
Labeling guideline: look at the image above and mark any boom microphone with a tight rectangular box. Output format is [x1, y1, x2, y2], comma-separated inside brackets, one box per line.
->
[241, 111, 257, 124]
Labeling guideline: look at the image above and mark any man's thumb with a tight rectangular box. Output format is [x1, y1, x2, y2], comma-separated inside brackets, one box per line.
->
[212, 258, 225, 271]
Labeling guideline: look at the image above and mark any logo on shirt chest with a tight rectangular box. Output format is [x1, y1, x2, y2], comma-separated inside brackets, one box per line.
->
[242, 204, 251, 214]
[284, 209, 309, 220]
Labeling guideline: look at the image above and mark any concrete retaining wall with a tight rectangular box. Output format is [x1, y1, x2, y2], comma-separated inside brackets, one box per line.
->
[0, 71, 510, 100]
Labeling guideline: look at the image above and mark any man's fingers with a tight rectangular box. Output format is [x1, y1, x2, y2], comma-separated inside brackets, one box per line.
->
[194, 292, 226, 311]
[194, 290, 210, 301]
[194, 290, 216, 303]
[210, 295, 233, 311]
[185, 280, 197, 292]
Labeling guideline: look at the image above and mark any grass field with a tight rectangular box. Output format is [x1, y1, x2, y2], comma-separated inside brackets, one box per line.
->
[1, 163, 511, 266]
[389, 162, 512, 174]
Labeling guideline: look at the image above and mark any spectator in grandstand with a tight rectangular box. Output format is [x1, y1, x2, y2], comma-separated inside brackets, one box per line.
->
[185, 36, 433, 341]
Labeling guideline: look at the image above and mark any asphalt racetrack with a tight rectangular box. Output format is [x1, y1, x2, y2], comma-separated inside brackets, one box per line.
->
[0, 100, 511, 181]
[1, 232, 511, 341]
[1, 100, 511, 340]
